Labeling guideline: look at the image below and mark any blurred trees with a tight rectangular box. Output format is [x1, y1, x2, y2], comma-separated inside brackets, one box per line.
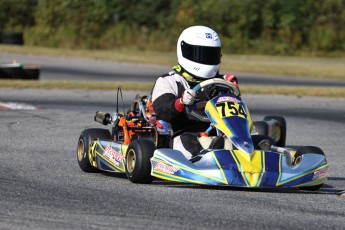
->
[29, 0, 111, 48]
[0, 0, 37, 30]
[0, 0, 344, 55]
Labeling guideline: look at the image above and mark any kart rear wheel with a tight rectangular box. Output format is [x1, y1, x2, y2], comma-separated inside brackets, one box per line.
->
[125, 139, 156, 184]
[294, 146, 326, 191]
[77, 128, 111, 172]
[264, 116, 286, 147]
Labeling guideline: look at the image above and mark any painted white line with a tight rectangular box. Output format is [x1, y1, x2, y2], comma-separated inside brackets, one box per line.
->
[0, 102, 38, 110]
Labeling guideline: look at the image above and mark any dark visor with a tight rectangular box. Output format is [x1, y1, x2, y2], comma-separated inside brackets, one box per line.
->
[181, 41, 221, 65]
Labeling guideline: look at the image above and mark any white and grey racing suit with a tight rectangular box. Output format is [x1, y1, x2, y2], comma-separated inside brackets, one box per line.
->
[151, 70, 210, 159]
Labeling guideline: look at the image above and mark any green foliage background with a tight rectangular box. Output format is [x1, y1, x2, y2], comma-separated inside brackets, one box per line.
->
[1, 0, 344, 55]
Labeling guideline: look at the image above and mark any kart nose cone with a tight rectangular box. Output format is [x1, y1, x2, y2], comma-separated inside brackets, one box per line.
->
[244, 141, 251, 149]
[231, 137, 254, 154]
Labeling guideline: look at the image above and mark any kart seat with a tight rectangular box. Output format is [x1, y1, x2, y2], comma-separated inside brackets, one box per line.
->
[198, 136, 233, 150]
[209, 136, 224, 149]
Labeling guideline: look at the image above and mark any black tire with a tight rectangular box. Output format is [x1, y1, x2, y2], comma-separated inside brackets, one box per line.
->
[77, 128, 111, 172]
[23, 66, 40, 80]
[1, 32, 24, 45]
[0, 67, 10, 79]
[294, 146, 326, 191]
[264, 116, 286, 147]
[0, 64, 39, 80]
[125, 139, 156, 183]
[253, 121, 268, 136]
[0, 66, 25, 79]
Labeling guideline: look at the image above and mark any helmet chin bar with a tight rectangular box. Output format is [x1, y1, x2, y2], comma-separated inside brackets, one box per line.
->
[179, 58, 220, 79]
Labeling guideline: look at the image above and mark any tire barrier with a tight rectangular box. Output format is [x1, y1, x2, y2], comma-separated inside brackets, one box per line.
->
[0, 32, 24, 45]
[0, 63, 40, 80]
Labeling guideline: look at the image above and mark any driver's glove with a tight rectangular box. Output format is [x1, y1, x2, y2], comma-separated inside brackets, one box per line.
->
[181, 89, 196, 105]
[223, 73, 239, 89]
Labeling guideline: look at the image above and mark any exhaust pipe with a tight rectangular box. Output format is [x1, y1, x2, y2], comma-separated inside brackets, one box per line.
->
[94, 111, 112, 125]
[271, 145, 294, 167]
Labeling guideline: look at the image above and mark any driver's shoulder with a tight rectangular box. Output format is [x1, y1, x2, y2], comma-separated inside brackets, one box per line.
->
[158, 71, 182, 81]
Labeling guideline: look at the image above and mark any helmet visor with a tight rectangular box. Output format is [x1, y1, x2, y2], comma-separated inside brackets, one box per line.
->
[181, 41, 221, 65]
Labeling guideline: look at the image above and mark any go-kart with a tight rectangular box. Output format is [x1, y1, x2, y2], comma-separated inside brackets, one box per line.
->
[77, 79, 328, 190]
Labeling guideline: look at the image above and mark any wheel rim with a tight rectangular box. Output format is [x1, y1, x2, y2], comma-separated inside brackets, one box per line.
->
[77, 139, 85, 161]
[127, 149, 136, 173]
[293, 156, 302, 166]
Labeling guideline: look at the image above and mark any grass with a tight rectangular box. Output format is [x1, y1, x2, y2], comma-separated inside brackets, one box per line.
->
[1, 45, 345, 80]
[0, 80, 153, 91]
[221, 56, 345, 80]
[1, 80, 345, 98]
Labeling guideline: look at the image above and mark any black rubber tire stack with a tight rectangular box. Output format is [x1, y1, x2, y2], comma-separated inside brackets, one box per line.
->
[0, 32, 24, 45]
[0, 64, 40, 80]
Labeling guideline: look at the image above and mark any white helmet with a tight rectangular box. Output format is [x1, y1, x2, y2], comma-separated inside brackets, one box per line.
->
[177, 25, 221, 79]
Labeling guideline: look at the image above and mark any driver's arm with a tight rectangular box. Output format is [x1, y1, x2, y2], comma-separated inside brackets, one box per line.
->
[152, 77, 187, 122]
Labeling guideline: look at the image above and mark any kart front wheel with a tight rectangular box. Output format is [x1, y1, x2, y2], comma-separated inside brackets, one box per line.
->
[77, 128, 111, 172]
[253, 121, 268, 136]
[252, 135, 275, 150]
[264, 116, 286, 147]
[294, 146, 326, 191]
[125, 139, 156, 184]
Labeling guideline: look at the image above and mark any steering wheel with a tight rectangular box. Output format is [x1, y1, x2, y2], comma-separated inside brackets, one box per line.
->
[186, 78, 240, 122]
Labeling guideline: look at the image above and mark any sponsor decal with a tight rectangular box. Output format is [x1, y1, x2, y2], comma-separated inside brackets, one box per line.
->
[205, 33, 212, 39]
[312, 168, 327, 180]
[103, 145, 125, 166]
[154, 162, 179, 174]
[216, 96, 241, 104]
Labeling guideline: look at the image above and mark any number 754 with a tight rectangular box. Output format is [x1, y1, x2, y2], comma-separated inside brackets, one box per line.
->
[216, 102, 247, 119]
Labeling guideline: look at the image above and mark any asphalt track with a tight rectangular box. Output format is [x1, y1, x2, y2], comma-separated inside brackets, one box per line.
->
[0, 53, 345, 229]
[0, 88, 345, 230]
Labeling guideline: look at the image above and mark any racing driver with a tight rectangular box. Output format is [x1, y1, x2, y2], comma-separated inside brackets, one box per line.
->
[151, 25, 240, 160]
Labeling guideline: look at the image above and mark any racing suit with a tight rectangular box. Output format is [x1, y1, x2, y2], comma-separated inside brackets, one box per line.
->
[151, 65, 239, 160]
